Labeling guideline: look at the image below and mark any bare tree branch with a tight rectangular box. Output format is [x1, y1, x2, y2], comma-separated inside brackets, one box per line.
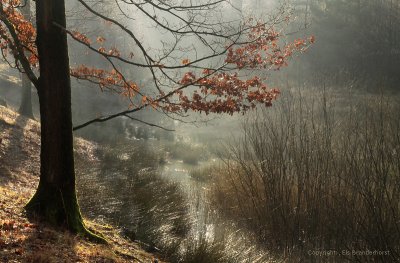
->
[0, 2, 39, 88]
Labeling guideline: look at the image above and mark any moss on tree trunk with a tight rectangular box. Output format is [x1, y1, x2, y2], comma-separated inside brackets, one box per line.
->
[26, 182, 85, 233]
[25, 182, 104, 242]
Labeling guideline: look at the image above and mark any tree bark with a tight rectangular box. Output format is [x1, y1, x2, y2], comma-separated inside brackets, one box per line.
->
[25, 0, 103, 242]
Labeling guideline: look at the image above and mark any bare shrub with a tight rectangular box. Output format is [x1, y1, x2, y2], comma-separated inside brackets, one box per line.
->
[210, 88, 400, 262]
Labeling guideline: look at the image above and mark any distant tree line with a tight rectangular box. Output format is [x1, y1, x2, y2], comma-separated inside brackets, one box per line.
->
[292, 0, 400, 89]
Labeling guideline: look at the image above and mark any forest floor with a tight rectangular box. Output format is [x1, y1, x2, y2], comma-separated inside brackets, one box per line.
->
[0, 105, 163, 263]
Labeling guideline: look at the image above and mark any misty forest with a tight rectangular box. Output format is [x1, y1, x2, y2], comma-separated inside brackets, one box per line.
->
[0, 0, 399, 262]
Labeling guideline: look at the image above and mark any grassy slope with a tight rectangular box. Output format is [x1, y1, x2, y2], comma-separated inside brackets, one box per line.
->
[0, 105, 162, 263]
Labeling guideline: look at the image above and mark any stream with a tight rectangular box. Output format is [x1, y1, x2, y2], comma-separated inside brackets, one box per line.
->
[161, 159, 216, 243]
[78, 139, 271, 262]
[160, 158, 271, 262]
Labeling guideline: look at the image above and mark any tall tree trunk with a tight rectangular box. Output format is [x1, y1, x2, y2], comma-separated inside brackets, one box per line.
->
[25, 0, 102, 241]
[18, 0, 34, 118]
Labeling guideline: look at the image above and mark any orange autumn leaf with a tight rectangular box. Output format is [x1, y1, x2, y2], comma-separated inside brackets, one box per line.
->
[181, 58, 190, 65]
[70, 65, 138, 98]
[72, 31, 91, 45]
[96, 36, 106, 43]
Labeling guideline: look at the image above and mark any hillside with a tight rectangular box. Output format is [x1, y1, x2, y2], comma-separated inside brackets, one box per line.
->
[0, 105, 162, 263]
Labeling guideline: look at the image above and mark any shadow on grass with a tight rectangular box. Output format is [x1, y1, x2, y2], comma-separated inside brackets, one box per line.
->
[0, 112, 30, 183]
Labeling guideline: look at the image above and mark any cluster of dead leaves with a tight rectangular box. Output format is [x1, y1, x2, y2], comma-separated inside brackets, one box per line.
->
[0, 219, 37, 256]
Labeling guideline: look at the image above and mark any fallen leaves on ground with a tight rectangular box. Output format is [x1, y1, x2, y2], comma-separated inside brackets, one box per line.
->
[0, 106, 164, 263]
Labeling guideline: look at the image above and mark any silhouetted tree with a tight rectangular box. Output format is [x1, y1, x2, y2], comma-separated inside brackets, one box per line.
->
[17, 0, 34, 118]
